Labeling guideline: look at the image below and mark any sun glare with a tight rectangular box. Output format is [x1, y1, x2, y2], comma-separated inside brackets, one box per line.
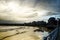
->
[7, 1, 34, 16]
[0, 1, 49, 22]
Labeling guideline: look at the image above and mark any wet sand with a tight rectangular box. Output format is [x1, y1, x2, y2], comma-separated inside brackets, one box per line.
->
[0, 26, 43, 40]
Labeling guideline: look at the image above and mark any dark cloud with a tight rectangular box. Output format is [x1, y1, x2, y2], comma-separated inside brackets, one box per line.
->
[0, 20, 14, 24]
[34, 0, 60, 18]
[35, 0, 60, 12]
[46, 12, 60, 15]
[0, 20, 24, 24]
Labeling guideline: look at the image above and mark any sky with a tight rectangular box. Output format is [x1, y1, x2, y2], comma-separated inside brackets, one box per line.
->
[0, 0, 60, 23]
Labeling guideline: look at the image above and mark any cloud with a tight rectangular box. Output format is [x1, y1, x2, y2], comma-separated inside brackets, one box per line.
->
[46, 12, 60, 15]
[36, 0, 60, 12]
[0, 0, 60, 23]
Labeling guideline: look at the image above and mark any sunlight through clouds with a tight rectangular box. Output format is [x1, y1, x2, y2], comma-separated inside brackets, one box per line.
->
[0, 0, 49, 22]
